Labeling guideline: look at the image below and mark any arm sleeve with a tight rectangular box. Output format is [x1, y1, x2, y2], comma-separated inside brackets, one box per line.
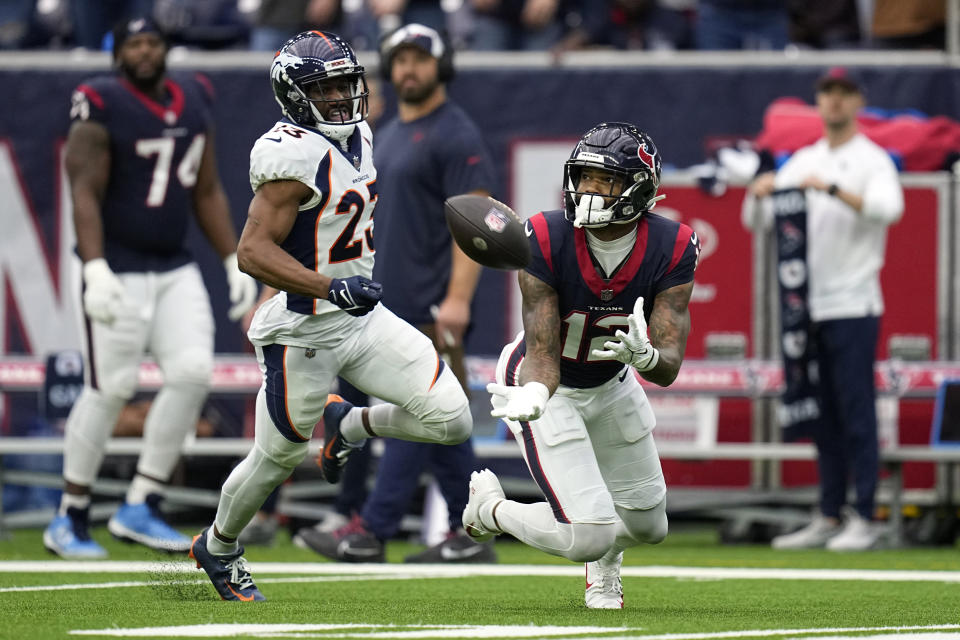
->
[861, 151, 904, 224]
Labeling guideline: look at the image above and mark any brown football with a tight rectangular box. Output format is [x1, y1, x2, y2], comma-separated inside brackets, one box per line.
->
[444, 194, 531, 270]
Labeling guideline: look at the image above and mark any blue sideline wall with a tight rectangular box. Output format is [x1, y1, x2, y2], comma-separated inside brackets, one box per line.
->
[1, 62, 957, 364]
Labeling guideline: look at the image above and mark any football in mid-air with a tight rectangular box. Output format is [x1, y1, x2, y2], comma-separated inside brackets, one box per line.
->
[444, 195, 531, 270]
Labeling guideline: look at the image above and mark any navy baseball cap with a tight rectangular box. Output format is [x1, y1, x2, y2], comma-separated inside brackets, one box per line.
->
[815, 67, 864, 94]
[111, 16, 167, 58]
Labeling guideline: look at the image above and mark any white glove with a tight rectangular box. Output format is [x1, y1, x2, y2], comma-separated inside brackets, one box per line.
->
[591, 296, 660, 372]
[487, 381, 550, 422]
[223, 252, 258, 321]
[82, 258, 128, 324]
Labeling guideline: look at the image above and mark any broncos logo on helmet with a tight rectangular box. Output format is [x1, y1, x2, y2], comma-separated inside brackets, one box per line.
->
[270, 30, 369, 141]
[563, 122, 664, 228]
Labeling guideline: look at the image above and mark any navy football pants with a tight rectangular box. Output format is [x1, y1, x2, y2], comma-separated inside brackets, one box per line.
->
[811, 316, 880, 521]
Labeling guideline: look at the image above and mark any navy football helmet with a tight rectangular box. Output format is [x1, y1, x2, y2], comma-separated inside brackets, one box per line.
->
[563, 122, 664, 228]
[271, 31, 368, 141]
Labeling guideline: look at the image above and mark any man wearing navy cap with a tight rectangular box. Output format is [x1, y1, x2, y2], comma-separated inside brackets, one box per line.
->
[743, 67, 904, 550]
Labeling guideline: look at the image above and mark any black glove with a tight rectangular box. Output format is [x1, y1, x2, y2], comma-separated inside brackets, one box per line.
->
[327, 276, 382, 316]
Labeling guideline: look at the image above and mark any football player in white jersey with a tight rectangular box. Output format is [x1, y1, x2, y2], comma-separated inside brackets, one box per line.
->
[189, 30, 473, 602]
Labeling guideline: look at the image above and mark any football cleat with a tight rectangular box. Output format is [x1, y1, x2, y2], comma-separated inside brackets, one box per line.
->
[107, 493, 192, 552]
[293, 513, 385, 562]
[585, 550, 624, 609]
[404, 530, 497, 564]
[318, 394, 362, 484]
[190, 528, 265, 602]
[461, 469, 505, 543]
[43, 507, 108, 559]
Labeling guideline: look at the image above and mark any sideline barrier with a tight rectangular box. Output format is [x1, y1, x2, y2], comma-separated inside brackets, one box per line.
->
[1, 436, 957, 546]
[3, 355, 960, 396]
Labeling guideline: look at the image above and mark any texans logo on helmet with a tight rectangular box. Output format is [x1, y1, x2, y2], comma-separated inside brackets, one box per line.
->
[637, 139, 657, 170]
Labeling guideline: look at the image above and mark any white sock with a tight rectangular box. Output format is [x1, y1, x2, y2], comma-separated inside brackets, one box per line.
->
[137, 384, 206, 481]
[339, 408, 369, 444]
[213, 445, 292, 540]
[59, 492, 91, 516]
[126, 474, 166, 505]
[62, 388, 125, 487]
[206, 529, 239, 555]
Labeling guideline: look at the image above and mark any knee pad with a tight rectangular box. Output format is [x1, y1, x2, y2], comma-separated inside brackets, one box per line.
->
[617, 501, 668, 545]
[423, 404, 473, 444]
[161, 347, 213, 388]
[565, 522, 616, 563]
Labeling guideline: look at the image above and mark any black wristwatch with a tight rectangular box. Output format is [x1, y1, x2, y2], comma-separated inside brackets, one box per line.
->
[827, 183, 839, 196]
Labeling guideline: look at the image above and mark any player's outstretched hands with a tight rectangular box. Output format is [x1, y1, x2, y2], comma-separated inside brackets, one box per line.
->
[82, 258, 129, 324]
[487, 381, 550, 422]
[327, 276, 383, 316]
[223, 252, 259, 322]
[591, 296, 660, 372]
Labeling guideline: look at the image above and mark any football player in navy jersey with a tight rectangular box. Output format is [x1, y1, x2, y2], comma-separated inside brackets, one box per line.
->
[462, 122, 700, 609]
[43, 17, 258, 560]
[189, 31, 473, 602]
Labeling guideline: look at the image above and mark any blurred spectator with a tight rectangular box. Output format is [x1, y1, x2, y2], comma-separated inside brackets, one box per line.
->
[249, 0, 380, 52]
[788, 0, 862, 49]
[555, 0, 694, 52]
[0, 0, 73, 49]
[695, 0, 789, 50]
[870, 0, 945, 49]
[468, 0, 567, 50]
[369, 0, 448, 38]
[71, 0, 154, 50]
[153, 0, 249, 49]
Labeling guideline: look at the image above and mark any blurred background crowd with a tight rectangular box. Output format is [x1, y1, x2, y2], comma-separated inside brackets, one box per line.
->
[0, 0, 948, 53]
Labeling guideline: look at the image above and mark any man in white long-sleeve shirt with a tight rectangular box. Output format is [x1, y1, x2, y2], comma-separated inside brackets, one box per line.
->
[742, 67, 903, 551]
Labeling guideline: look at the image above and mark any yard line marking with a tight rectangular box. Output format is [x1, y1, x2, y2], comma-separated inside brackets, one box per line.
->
[2, 561, 960, 583]
[66, 623, 960, 639]
[0, 574, 441, 594]
[597, 625, 960, 640]
[70, 623, 633, 638]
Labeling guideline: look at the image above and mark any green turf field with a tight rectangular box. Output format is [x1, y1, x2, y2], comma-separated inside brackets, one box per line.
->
[2, 525, 959, 639]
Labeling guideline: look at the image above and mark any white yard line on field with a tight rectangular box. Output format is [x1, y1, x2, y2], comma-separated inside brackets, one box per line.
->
[66, 623, 960, 639]
[1, 561, 960, 583]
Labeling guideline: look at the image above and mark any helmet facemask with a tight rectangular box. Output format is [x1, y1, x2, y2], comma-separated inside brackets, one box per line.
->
[563, 160, 663, 228]
[297, 72, 369, 128]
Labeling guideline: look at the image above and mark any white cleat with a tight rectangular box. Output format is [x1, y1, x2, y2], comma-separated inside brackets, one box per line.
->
[585, 550, 624, 609]
[826, 511, 883, 551]
[461, 469, 505, 543]
[771, 514, 842, 550]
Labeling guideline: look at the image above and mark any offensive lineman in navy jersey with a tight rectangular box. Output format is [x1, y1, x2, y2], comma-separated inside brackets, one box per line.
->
[43, 17, 258, 560]
[463, 122, 700, 609]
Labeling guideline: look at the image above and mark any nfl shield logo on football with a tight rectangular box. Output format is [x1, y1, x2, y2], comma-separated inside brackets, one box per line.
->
[483, 209, 508, 234]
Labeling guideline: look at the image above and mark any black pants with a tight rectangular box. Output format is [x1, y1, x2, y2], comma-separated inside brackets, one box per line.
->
[811, 316, 880, 520]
